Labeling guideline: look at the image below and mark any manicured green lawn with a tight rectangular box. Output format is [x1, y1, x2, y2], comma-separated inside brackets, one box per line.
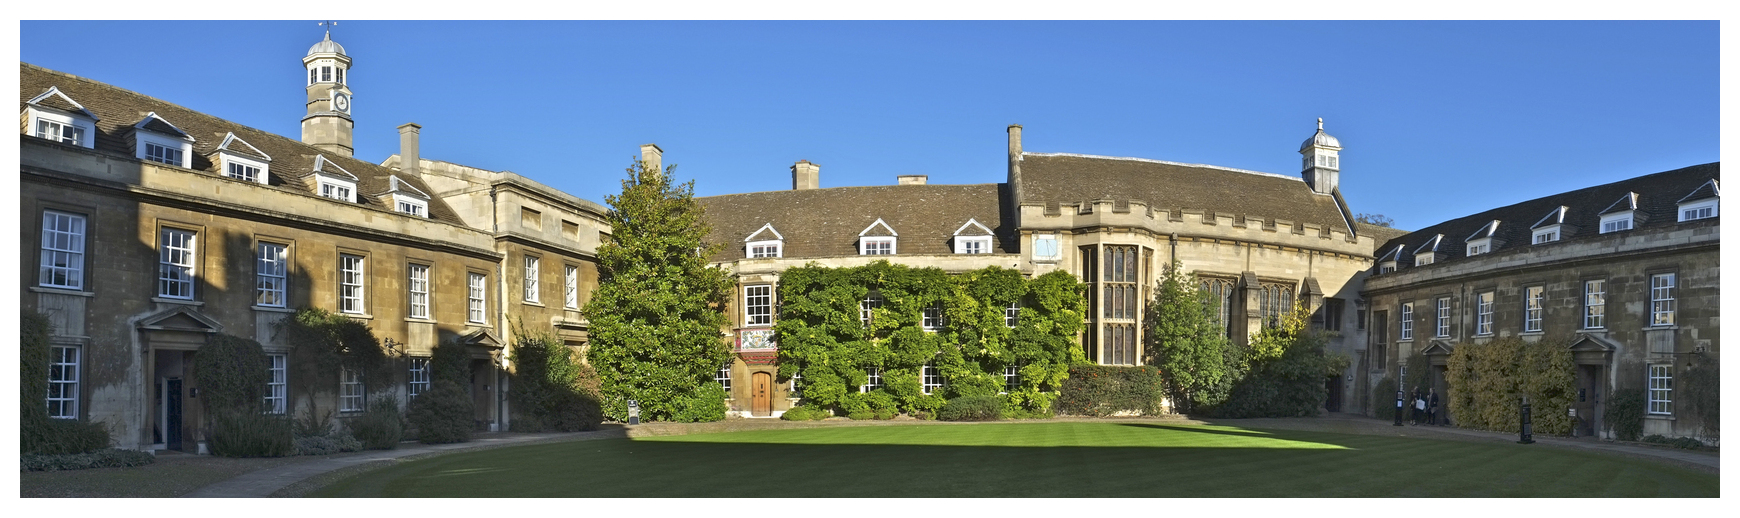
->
[311, 422, 1717, 497]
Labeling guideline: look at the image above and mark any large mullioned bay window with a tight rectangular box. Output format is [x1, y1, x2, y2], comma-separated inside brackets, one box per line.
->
[1101, 245, 1141, 365]
[39, 210, 86, 290]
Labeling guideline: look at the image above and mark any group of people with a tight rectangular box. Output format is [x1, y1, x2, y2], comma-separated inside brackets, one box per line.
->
[1409, 387, 1440, 426]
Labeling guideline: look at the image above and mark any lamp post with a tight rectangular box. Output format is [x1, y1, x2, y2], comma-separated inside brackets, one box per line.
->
[1517, 397, 1534, 444]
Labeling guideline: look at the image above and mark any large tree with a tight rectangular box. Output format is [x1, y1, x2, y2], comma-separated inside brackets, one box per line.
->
[1147, 261, 1231, 414]
[584, 159, 733, 422]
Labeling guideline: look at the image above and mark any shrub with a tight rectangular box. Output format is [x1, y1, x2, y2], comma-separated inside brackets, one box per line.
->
[1681, 353, 1718, 441]
[1641, 434, 1704, 450]
[508, 328, 604, 432]
[1057, 365, 1164, 417]
[1606, 388, 1646, 442]
[350, 397, 405, 450]
[21, 449, 155, 472]
[1371, 377, 1398, 418]
[31, 419, 113, 456]
[295, 405, 336, 438]
[671, 385, 728, 423]
[938, 395, 1004, 421]
[1004, 406, 1055, 420]
[21, 311, 54, 454]
[409, 380, 473, 444]
[208, 412, 295, 458]
[780, 405, 827, 421]
[193, 334, 270, 415]
[1445, 337, 1576, 435]
[294, 428, 363, 456]
[1208, 310, 1335, 418]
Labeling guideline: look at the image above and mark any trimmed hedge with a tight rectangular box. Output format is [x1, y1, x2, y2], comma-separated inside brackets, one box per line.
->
[939, 395, 1004, 421]
[208, 412, 295, 458]
[1057, 365, 1164, 417]
[22, 449, 155, 472]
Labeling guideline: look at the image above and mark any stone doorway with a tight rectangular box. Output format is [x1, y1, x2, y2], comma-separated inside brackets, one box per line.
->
[1573, 364, 1605, 437]
[752, 372, 773, 417]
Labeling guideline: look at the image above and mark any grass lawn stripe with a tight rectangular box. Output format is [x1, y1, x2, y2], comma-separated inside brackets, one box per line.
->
[310, 422, 1716, 498]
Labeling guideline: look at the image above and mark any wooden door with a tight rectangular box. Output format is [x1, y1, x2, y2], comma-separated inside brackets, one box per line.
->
[752, 372, 772, 417]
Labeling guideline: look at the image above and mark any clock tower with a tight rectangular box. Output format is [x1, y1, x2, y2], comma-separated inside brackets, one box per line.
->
[302, 25, 354, 157]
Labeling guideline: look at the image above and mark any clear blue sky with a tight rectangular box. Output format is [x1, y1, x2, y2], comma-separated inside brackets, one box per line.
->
[20, 21, 1718, 231]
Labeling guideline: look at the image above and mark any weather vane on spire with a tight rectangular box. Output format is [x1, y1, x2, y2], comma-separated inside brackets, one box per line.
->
[1317, 117, 1324, 130]
[319, 20, 338, 39]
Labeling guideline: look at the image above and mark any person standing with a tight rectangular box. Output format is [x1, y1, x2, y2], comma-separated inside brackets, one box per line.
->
[1428, 387, 1441, 426]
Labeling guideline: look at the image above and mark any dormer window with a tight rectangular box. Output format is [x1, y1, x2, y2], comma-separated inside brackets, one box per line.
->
[145, 143, 182, 165]
[1598, 193, 1643, 234]
[858, 218, 898, 255]
[321, 180, 355, 202]
[1379, 261, 1397, 274]
[384, 176, 431, 218]
[131, 112, 194, 168]
[311, 155, 359, 203]
[743, 223, 784, 259]
[1465, 240, 1489, 256]
[952, 218, 994, 254]
[1677, 179, 1720, 222]
[24, 86, 99, 149]
[1412, 235, 1443, 266]
[1530, 206, 1570, 245]
[1415, 254, 1435, 266]
[1533, 228, 1558, 244]
[1464, 220, 1500, 257]
[213, 133, 272, 185]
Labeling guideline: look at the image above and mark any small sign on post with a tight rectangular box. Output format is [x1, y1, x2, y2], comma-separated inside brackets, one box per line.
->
[627, 399, 640, 425]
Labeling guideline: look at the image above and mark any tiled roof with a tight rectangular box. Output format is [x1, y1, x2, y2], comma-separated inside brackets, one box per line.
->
[1376, 162, 1719, 271]
[696, 183, 1010, 262]
[1018, 153, 1352, 234]
[20, 63, 467, 226]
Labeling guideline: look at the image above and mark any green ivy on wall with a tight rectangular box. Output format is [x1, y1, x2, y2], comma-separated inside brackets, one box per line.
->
[774, 261, 1087, 418]
[1444, 337, 1576, 436]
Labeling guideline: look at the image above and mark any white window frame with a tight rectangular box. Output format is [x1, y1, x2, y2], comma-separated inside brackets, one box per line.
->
[921, 364, 943, 395]
[1378, 262, 1396, 274]
[220, 153, 270, 185]
[318, 177, 357, 203]
[956, 236, 990, 254]
[922, 305, 944, 332]
[523, 256, 541, 303]
[860, 367, 883, 393]
[1415, 254, 1435, 267]
[1475, 291, 1493, 336]
[744, 285, 773, 327]
[1465, 238, 1490, 257]
[39, 210, 86, 290]
[1650, 273, 1676, 327]
[1678, 199, 1718, 222]
[339, 254, 365, 314]
[256, 242, 288, 307]
[1435, 297, 1451, 338]
[33, 113, 89, 147]
[1003, 365, 1019, 394]
[1647, 364, 1672, 415]
[716, 364, 733, 395]
[339, 367, 365, 413]
[1583, 279, 1606, 329]
[747, 240, 782, 259]
[1532, 226, 1560, 244]
[408, 357, 431, 403]
[1523, 286, 1544, 333]
[1032, 234, 1060, 261]
[860, 236, 896, 255]
[1400, 303, 1414, 341]
[860, 293, 883, 327]
[408, 264, 430, 319]
[393, 194, 428, 218]
[1005, 302, 1020, 328]
[47, 345, 80, 419]
[158, 228, 197, 300]
[137, 132, 192, 168]
[788, 373, 803, 399]
[564, 265, 580, 309]
[467, 272, 488, 324]
[264, 354, 287, 414]
[1600, 212, 1634, 234]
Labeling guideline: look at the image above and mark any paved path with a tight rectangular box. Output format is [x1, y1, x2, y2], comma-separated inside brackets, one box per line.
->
[182, 428, 626, 498]
[1202, 413, 1719, 472]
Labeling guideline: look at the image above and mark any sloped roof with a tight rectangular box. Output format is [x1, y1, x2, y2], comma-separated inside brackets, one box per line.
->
[696, 183, 1010, 262]
[213, 132, 270, 161]
[1018, 152, 1352, 234]
[1376, 162, 1719, 270]
[20, 63, 466, 226]
[27, 86, 99, 120]
[1678, 179, 1719, 203]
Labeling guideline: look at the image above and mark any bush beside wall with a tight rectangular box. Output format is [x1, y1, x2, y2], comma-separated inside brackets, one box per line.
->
[351, 398, 405, 450]
[1445, 337, 1576, 436]
[1605, 388, 1646, 442]
[409, 380, 474, 444]
[938, 395, 1004, 421]
[208, 412, 295, 458]
[22, 449, 155, 472]
[1057, 365, 1164, 417]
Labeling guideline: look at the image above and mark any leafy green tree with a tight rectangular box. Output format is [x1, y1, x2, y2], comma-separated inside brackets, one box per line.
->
[584, 159, 733, 422]
[1146, 261, 1230, 414]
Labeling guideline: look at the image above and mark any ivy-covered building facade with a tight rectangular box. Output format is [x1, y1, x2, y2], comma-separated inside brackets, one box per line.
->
[1361, 163, 1720, 441]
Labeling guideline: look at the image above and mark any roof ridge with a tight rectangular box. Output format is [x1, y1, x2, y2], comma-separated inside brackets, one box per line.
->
[695, 182, 1001, 200]
[1023, 152, 1304, 183]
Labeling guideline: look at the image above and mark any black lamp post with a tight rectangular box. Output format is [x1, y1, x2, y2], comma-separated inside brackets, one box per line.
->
[1517, 397, 1534, 444]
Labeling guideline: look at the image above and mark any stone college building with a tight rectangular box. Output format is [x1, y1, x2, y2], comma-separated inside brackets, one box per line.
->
[18, 31, 1717, 451]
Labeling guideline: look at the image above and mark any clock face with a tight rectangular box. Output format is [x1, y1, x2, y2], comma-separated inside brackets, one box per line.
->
[333, 93, 350, 113]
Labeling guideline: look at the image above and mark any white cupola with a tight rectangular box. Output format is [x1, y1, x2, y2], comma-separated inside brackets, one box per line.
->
[302, 22, 355, 157]
[1300, 117, 1341, 195]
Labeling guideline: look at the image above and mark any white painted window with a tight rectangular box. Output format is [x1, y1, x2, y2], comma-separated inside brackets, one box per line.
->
[219, 145, 270, 185]
[1524, 286, 1544, 333]
[788, 374, 803, 399]
[745, 285, 772, 326]
[921, 364, 943, 395]
[408, 264, 430, 319]
[144, 142, 182, 166]
[47, 345, 79, 419]
[955, 236, 991, 254]
[36, 117, 86, 146]
[408, 358, 430, 403]
[395, 197, 427, 217]
[715, 364, 732, 394]
[1378, 262, 1396, 274]
[1584, 280, 1605, 329]
[1415, 254, 1435, 266]
[1435, 297, 1451, 338]
[1033, 234, 1060, 260]
[1647, 365, 1672, 415]
[747, 241, 782, 258]
[1003, 365, 1019, 393]
[264, 354, 287, 414]
[859, 293, 883, 327]
[1475, 291, 1493, 336]
[1679, 199, 1718, 222]
[1533, 228, 1559, 244]
[1466, 240, 1489, 256]
[1400, 303, 1414, 341]
[227, 162, 260, 183]
[1005, 302, 1020, 328]
[523, 256, 540, 303]
[564, 265, 579, 309]
[1600, 213, 1633, 233]
[339, 367, 365, 412]
[318, 178, 356, 202]
[39, 210, 86, 290]
[861, 237, 895, 255]
[339, 254, 365, 314]
[922, 305, 944, 332]
[158, 228, 196, 299]
[256, 243, 288, 307]
[1650, 273, 1676, 326]
[860, 367, 882, 393]
[467, 273, 487, 324]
